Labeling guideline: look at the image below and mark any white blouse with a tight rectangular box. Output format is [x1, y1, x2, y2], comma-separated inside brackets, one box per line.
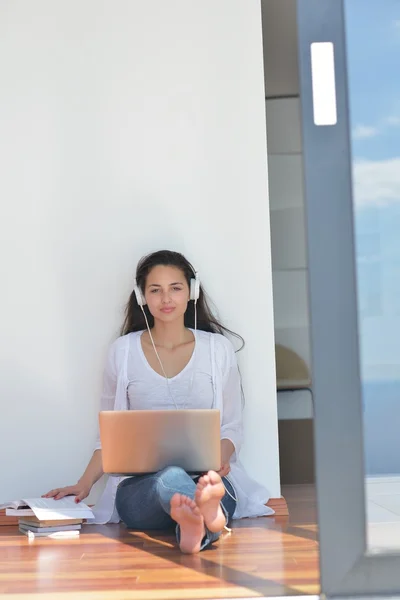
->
[127, 330, 214, 411]
[90, 330, 274, 524]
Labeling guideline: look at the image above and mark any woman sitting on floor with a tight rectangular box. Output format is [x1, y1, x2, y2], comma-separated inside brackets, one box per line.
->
[43, 250, 273, 553]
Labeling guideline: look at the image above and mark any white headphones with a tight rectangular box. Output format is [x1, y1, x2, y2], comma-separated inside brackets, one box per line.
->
[133, 269, 200, 307]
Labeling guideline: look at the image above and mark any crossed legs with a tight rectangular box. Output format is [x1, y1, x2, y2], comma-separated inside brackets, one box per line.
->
[116, 467, 237, 553]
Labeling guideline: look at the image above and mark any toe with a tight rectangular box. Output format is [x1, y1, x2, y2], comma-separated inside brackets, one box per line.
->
[193, 504, 201, 516]
[171, 493, 182, 508]
[208, 471, 222, 484]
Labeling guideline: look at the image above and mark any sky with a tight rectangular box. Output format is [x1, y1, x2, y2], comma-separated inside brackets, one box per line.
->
[344, 0, 400, 380]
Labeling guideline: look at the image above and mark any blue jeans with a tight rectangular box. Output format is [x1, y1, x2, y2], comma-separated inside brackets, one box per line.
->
[115, 466, 237, 550]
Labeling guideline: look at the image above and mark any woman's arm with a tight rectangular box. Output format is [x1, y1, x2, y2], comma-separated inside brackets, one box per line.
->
[221, 439, 235, 464]
[43, 450, 104, 502]
[218, 439, 235, 476]
[78, 450, 104, 488]
[94, 340, 119, 449]
[218, 336, 244, 475]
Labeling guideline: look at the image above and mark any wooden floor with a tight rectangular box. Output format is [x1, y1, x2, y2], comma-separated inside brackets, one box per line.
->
[0, 485, 319, 599]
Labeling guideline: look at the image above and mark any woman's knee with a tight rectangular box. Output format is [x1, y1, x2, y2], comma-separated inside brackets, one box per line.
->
[155, 466, 195, 507]
[157, 465, 188, 486]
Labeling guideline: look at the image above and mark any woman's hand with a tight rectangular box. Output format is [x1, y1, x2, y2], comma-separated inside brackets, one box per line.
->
[217, 462, 231, 478]
[218, 439, 234, 479]
[42, 480, 92, 503]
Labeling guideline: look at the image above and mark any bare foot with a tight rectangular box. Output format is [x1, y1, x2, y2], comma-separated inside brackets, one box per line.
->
[170, 493, 205, 554]
[194, 470, 226, 533]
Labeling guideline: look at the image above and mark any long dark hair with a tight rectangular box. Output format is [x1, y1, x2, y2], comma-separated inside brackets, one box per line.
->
[121, 250, 244, 349]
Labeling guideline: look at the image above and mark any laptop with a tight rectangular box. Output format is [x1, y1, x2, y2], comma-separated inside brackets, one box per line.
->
[99, 409, 221, 475]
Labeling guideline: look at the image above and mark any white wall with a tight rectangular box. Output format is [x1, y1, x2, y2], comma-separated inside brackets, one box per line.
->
[0, 0, 280, 503]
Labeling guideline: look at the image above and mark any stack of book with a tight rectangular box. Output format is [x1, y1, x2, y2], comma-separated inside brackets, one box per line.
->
[18, 516, 83, 538]
[1, 497, 94, 539]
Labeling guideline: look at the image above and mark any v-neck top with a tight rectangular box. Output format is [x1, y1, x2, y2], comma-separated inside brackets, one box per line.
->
[127, 329, 214, 410]
[91, 330, 274, 524]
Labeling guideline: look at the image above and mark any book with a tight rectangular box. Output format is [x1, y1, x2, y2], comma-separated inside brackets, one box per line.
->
[19, 517, 83, 527]
[19, 523, 81, 534]
[5, 508, 35, 517]
[19, 527, 80, 539]
[0, 497, 93, 521]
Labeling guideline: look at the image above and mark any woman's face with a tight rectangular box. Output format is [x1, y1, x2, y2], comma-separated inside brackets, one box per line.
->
[144, 265, 190, 323]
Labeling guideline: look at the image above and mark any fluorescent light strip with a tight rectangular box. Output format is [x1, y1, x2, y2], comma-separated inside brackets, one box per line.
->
[310, 42, 337, 126]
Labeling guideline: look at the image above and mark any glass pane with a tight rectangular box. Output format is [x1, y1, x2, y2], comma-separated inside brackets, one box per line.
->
[345, 0, 400, 553]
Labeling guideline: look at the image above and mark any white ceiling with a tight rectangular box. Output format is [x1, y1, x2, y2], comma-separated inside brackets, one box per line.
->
[261, 0, 300, 98]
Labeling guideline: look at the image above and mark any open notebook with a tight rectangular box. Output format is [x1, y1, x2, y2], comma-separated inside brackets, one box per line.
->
[0, 497, 94, 520]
